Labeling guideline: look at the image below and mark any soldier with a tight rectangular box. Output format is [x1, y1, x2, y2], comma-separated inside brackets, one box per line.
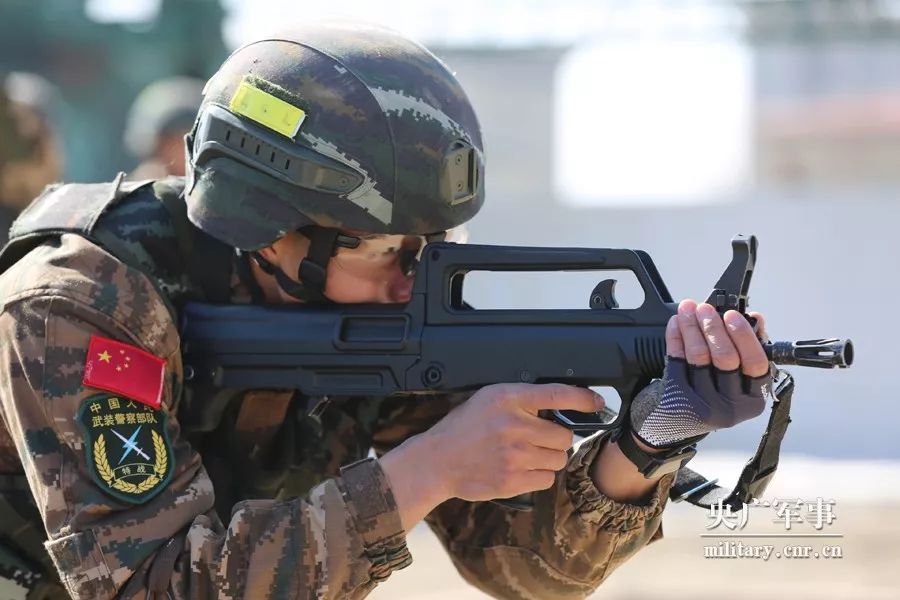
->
[0, 23, 773, 599]
[0, 72, 64, 246]
[123, 77, 205, 179]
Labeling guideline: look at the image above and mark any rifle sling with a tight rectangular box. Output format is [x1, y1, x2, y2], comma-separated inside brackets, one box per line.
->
[669, 368, 795, 511]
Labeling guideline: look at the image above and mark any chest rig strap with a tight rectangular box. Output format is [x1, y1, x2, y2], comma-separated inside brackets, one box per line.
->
[0, 173, 142, 272]
[1, 174, 235, 310]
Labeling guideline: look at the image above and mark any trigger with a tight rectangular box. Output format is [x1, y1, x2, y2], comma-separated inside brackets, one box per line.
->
[590, 279, 619, 309]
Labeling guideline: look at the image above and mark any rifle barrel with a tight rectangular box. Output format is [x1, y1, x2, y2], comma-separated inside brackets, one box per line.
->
[764, 338, 853, 369]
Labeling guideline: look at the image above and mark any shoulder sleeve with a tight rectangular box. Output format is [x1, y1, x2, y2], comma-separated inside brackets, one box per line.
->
[0, 241, 409, 599]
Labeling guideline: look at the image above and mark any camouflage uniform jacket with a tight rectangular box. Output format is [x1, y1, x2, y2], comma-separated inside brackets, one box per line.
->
[0, 178, 674, 599]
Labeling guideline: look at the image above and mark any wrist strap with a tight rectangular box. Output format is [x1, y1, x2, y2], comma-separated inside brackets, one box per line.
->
[613, 425, 697, 478]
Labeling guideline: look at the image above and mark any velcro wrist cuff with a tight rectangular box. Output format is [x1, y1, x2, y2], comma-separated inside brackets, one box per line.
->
[339, 457, 411, 580]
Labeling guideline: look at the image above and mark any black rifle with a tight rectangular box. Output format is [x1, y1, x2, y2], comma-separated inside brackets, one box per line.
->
[180, 235, 852, 509]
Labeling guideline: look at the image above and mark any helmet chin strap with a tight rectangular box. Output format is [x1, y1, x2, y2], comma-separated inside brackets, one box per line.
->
[250, 227, 343, 304]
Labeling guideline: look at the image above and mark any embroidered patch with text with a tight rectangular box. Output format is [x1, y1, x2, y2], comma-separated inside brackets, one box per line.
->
[77, 394, 174, 504]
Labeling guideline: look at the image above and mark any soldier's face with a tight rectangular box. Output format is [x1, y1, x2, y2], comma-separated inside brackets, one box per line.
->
[261, 230, 420, 304]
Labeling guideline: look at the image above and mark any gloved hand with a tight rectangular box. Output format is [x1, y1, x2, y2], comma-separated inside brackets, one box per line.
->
[630, 299, 773, 449]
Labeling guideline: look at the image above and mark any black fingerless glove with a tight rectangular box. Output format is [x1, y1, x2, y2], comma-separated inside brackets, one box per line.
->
[630, 356, 772, 448]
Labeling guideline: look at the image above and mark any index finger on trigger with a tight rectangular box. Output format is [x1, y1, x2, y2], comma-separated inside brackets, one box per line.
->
[518, 383, 604, 416]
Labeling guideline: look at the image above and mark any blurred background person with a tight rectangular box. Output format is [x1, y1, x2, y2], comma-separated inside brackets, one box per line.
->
[0, 72, 64, 246]
[0, 74, 66, 597]
[124, 76, 205, 179]
[0, 0, 226, 182]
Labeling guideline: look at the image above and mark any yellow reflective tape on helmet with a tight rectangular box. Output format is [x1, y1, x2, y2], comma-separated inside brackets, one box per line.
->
[229, 80, 306, 138]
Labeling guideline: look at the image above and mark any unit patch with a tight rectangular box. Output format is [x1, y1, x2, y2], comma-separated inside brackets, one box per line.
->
[77, 394, 174, 504]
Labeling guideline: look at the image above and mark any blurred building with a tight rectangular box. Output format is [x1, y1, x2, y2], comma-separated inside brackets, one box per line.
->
[431, 3, 899, 461]
[749, 10, 900, 187]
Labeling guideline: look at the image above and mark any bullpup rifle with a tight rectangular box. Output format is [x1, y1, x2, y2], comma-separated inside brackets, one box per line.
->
[180, 235, 853, 509]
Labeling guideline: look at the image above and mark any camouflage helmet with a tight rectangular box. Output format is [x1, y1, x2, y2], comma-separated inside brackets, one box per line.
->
[186, 22, 485, 251]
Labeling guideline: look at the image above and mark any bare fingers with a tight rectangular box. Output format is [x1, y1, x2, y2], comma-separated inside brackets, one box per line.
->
[747, 310, 770, 343]
[677, 299, 711, 366]
[695, 303, 740, 372]
[665, 315, 685, 359]
[723, 310, 770, 377]
[514, 383, 604, 416]
[674, 301, 769, 377]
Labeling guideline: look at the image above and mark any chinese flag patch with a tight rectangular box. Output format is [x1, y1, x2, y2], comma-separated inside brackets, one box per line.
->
[83, 335, 166, 410]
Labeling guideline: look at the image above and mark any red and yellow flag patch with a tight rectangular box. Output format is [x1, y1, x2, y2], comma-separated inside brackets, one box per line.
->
[83, 335, 166, 410]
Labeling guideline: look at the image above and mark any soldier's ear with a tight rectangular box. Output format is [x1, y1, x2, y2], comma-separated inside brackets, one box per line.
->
[256, 231, 310, 267]
[256, 243, 279, 265]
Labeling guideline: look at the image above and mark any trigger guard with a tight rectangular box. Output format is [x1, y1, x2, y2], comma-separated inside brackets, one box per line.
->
[549, 408, 623, 435]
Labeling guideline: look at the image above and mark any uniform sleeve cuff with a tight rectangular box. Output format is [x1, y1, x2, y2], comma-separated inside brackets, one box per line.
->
[565, 432, 675, 532]
[338, 457, 412, 581]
